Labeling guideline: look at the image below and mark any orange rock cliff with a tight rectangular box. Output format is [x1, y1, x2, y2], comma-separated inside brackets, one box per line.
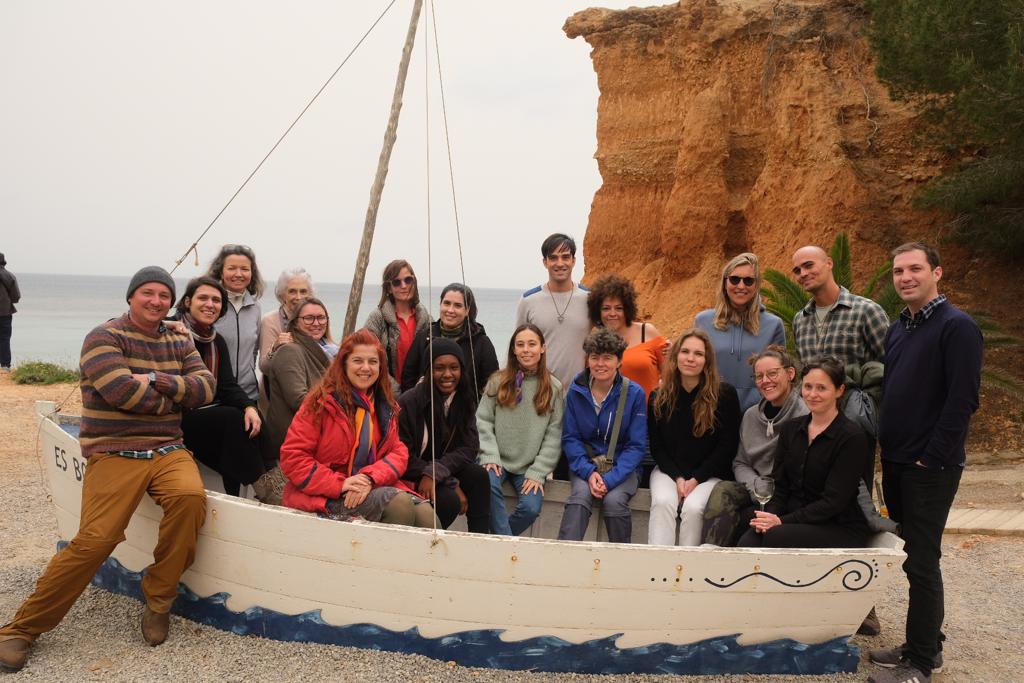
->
[565, 0, 945, 332]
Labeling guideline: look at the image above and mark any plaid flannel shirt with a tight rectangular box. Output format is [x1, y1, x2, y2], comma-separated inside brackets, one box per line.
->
[792, 287, 889, 366]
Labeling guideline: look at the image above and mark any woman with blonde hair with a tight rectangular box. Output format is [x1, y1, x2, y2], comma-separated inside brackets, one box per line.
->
[695, 253, 785, 412]
[647, 328, 741, 546]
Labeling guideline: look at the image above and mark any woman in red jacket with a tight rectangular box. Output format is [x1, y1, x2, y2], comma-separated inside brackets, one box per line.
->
[279, 328, 437, 527]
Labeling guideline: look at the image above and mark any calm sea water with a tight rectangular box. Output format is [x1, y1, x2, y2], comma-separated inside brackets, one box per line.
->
[8, 273, 525, 368]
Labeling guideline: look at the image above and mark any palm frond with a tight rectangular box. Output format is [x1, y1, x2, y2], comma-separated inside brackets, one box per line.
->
[981, 368, 1024, 397]
[830, 232, 853, 290]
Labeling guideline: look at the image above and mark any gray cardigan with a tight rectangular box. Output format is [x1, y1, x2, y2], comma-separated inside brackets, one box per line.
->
[214, 290, 262, 401]
[732, 389, 808, 496]
[363, 299, 430, 383]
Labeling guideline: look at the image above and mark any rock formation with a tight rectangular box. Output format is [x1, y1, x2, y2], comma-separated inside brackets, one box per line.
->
[565, 0, 943, 330]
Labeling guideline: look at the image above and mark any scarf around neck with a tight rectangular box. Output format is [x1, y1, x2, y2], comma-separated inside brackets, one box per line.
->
[182, 312, 218, 378]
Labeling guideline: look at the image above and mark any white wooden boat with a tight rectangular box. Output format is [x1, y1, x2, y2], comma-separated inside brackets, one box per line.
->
[37, 401, 904, 675]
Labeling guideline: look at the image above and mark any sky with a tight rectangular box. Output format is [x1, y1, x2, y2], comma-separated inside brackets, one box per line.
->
[1, 0, 648, 291]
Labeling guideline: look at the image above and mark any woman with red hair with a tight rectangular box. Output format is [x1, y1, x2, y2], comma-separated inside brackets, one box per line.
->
[279, 329, 437, 526]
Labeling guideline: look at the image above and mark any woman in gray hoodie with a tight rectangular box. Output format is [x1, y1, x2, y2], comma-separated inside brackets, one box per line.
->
[702, 345, 806, 545]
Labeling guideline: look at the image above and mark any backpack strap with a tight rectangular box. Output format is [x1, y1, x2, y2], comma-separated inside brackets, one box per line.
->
[604, 377, 631, 467]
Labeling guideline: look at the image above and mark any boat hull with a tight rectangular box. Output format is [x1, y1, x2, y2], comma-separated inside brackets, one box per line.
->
[36, 402, 904, 675]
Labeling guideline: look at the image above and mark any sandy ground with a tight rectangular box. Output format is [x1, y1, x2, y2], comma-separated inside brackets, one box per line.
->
[2, 375, 1023, 682]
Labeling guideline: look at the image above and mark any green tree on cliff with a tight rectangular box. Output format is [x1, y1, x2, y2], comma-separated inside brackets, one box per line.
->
[864, 0, 1024, 255]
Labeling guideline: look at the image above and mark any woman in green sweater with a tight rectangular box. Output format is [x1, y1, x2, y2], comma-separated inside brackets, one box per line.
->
[477, 324, 565, 535]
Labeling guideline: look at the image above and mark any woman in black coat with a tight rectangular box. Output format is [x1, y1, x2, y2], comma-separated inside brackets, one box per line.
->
[738, 355, 872, 548]
[174, 277, 265, 496]
[397, 338, 490, 532]
[400, 283, 499, 400]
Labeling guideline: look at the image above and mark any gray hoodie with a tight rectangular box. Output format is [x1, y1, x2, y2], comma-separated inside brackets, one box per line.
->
[732, 389, 808, 496]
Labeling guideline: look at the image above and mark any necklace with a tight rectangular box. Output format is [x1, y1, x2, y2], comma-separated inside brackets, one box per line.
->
[548, 284, 574, 324]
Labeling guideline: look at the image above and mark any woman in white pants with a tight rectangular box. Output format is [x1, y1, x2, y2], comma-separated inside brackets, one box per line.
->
[647, 328, 741, 545]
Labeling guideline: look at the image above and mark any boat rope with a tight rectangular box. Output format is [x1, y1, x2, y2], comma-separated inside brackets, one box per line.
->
[424, 3, 438, 533]
[169, 0, 401, 274]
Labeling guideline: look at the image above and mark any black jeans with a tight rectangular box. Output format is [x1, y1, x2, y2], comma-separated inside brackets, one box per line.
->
[0, 315, 11, 368]
[882, 459, 962, 675]
[736, 522, 869, 548]
[411, 462, 491, 533]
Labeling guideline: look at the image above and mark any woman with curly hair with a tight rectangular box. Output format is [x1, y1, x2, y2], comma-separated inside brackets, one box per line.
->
[647, 328, 741, 546]
[206, 244, 265, 402]
[279, 329, 436, 527]
[695, 253, 785, 412]
[587, 274, 666, 397]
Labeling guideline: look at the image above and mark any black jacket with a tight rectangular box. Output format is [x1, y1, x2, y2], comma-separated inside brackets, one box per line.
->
[397, 381, 480, 486]
[647, 382, 741, 483]
[767, 411, 871, 530]
[400, 320, 499, 399]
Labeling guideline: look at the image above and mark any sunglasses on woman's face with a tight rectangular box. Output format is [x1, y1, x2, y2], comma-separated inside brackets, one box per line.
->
[391, 275, 415, 288]
[727, 275, 756, 287]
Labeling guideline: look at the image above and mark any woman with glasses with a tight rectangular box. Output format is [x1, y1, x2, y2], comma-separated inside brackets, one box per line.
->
[701, 345, 807, 546]
[206, 244, 265, 402]
[695, 253, 785, 412]
[586, 275, 666, 398]
[364, 260, 430, 388]
[262, 297, 335, 469]
[647, 328, 741, 546]
[174, 276, 266, 497]
[737, 355, 872, 548]
[400, 283, 499, 400]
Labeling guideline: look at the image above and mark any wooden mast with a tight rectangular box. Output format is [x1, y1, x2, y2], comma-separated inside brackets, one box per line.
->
[344, 0, 424, 336]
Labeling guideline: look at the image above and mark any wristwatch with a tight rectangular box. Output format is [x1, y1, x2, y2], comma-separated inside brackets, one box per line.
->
[148, 371, 157, 384]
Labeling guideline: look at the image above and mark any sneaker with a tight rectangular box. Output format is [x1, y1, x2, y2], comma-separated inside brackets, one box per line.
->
[868, 662, 931, 683]
[870, 644, 943, 673]
[857, 606, 881, 636]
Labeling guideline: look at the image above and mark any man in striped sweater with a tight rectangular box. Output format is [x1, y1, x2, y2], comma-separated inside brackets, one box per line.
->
[0, 266, 215, 673]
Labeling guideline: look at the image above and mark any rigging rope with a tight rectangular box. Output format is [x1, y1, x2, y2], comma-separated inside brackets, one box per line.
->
[169, 0, 401, 274]
[424, 2, 438, 532]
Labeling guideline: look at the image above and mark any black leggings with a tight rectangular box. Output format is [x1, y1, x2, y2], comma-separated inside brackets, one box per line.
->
[410, 462, 490, 533]
[737, 522, 870, 548]
[182, 405, 265, 495]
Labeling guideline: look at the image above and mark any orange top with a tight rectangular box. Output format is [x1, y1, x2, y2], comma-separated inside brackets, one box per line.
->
[621, 335, 665, 398]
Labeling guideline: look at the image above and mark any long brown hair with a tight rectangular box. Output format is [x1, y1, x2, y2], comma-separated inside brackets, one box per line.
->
[653, 327, 721, 437]
[303, 328, 396, 425]
[492, 324, 554, 415]
[377, 259, 420, 309]
[712, 252, 763, 335]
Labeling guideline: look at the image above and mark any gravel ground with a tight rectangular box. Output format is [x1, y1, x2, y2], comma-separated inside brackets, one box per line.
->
[2, 379, 1023, 681]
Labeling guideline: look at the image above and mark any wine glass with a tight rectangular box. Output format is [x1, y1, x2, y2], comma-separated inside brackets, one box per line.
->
[753, 477, 774, 512]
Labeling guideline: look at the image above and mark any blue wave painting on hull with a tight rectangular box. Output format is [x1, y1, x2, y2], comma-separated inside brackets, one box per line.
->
[69, 544, 861, 675]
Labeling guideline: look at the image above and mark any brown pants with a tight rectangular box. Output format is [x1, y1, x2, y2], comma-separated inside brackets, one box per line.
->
[0, 449, 206, 643]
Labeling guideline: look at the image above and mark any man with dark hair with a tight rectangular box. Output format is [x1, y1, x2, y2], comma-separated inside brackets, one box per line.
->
[0, 267, 215, 673]
[0, 253, 20, 372]
[516, 233, 590, 391]
[868, 243, 983, 683]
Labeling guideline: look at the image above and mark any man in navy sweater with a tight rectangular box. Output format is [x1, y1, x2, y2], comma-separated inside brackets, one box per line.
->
[869, 242, 983, 683]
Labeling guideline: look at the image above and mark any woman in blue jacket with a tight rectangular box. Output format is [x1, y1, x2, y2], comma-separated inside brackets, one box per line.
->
[557, 328, 647, 543]
[695, 252, 785, 412]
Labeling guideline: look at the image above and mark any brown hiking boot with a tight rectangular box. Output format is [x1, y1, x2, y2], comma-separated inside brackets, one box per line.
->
[141, 606, 170, 646]
[0, 638, 31, 673]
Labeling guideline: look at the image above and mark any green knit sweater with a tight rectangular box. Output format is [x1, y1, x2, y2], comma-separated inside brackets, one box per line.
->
[476, 373, 564, 483]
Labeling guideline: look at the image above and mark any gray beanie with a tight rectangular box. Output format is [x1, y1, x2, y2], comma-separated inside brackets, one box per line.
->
[126, 266, 176, 302]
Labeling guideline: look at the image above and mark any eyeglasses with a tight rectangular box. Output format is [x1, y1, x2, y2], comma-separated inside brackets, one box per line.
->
[753, 367, 785, 384]
[390, 275, 416, 288]
[727, 275, 756, 287]
[299, 314, 328, 324]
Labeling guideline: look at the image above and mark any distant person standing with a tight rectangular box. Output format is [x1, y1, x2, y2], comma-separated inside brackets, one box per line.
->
[0, 252, 21, 372]
[0, 267, 214, 673]
[206, 244, 264, 401]
[868, 243, 983, 683]
[516, 234, 590, 392]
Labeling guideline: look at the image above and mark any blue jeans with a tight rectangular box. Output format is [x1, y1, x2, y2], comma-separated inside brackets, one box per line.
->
[488, 469, 543, 536]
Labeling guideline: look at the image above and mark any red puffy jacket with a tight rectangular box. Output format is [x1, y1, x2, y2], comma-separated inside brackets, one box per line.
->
[280, 393, 414, 513]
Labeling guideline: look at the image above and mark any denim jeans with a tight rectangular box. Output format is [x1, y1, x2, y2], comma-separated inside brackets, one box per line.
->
[882, 459, 962, 676]
[488, 469, 543, 536]
[557, 470, 638, 543]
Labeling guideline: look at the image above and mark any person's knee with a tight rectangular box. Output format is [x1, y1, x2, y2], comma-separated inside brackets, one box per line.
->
[382, 493, 416, 526]
[487, 470, 504, 494]
[520, 492, 543, 517]
[412, 500, 438, 528]
[602, 493, 633, 517]
[163, 491, 207, 525]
